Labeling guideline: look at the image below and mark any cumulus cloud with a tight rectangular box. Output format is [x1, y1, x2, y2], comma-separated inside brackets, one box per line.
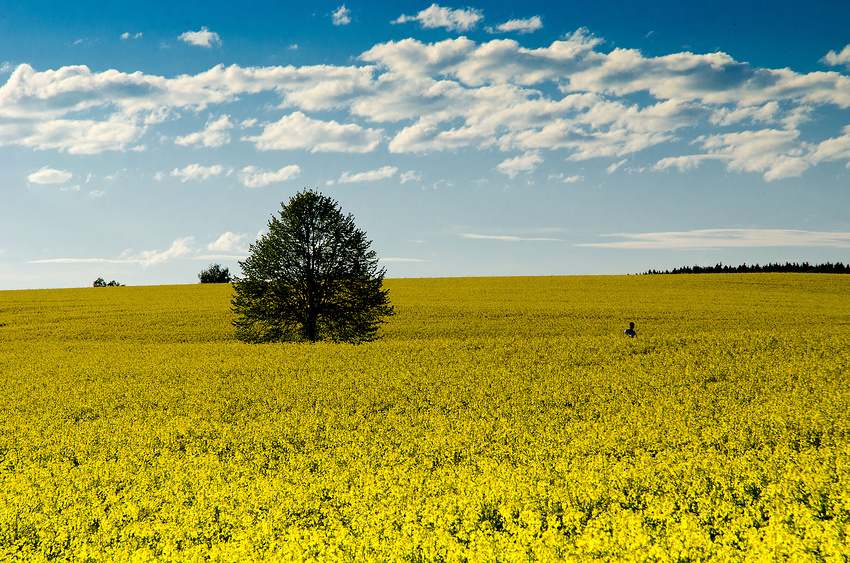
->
[244, 111, 382, 153]
[810, 126, 850, 165]
[487, 16, 543, 34]
[121, 32, 143, 40]
[400, 170, 422, 183]
[170, 163, 228, 182]
[653, 154, 727, 173]
[127, 237, 196, 266]
[606, 159, 628, 174]
[178, 27, 221, 48]
[822, 45, 850, 68]
[175, 114, 234, 147]
[332, 5, 352, 26]
[654, 129, 815, 181]
[208, 231, 248, 253]
[0, 115, 142, 154]
[548, 173, 584, 183]
[497, 151, 542, 178]
[2, 30, 850, 179]
[393, 4, 483, 32]
[238, 164, 301, 188]
[27, 166, 72, 184]
[336, 165, 398, 184]
[699, 129, 810, 181]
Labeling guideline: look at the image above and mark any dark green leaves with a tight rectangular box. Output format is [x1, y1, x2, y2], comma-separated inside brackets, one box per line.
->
[232, 189, 393, 343]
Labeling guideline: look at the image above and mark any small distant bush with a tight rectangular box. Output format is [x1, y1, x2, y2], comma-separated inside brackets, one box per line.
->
[93, 278, 123, 287]
[199, 264, 232, 284]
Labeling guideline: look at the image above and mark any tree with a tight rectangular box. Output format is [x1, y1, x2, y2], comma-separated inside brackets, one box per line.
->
[93, 277, 122, 287]
[231, 189, 394, 343]
[199, 263, 231, 283]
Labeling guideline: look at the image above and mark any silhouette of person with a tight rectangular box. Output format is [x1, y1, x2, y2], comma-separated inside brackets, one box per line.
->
[624, 322, 637, 338]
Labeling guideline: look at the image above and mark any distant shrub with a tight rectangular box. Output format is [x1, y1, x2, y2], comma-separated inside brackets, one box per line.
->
[199, 263, 232, 284]
[93, 277, 123, 287]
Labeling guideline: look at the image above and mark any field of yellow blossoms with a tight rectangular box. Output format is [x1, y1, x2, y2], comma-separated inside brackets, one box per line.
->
[1, 274, 848, 562]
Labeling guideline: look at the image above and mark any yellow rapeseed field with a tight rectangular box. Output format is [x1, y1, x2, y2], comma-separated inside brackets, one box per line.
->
[0, 274, 848, 562]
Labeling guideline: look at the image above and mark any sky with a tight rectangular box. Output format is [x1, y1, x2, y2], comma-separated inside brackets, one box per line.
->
[1, 0, 850, 289]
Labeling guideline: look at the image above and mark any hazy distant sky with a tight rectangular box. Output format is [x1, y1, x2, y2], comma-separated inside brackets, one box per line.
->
[2, 0, 849, 288]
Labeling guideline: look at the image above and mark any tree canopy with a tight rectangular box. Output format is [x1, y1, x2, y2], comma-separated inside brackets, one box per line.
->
[642, 262, 849, 275]
[199, 263, 231, 283]
[231, 189, 393, 343]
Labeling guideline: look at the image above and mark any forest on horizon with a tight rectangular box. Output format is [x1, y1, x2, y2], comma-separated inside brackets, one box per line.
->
[642, 261, 849, 275]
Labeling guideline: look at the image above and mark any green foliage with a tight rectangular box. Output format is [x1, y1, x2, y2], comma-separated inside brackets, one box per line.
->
[644, 261, 850, 274]
[231, 189, 393, 343]
[93, 277, 122, 287]
[198, 263, 231, 284]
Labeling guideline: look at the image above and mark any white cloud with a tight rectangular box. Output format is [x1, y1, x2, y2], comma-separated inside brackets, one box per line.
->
[811, 126, 850, 164]
[121, 32, 143, 40]
[2, 31, 850, 177]
[400, 170, 422, 184]
[698, 129, 810, 181]
[128, 237, 196, 266]
[549, 173, 584, 183]
[606, 159, 628, 174]
[0, 115, 142, 154]
[393, 4, 483, 32]
[653, 154, 728, 172]
[487, 16, 542, 35]
[332, 5, 352, 26]
[497, 151, 542, 178]
[239, 165, 301, 188]
[30, 257, 119, 264]
[170, 163, 228, 182]
[34, 236, 197, 267]
[337, 165, 398, 183]
[27, 166, 72, 184]
[578, 229, 850, 249]
[208, 232, 248, 253]
[244, 111, 382, 153]
[461, 233, 563, 242]
[822, 45, 850, 68]
[709, 101, 779, 126]
[175, 114, 234, 147]
[178, 27, 221, 48]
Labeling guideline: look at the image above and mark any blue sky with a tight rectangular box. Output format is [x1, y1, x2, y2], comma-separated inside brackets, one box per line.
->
[2, 0, 849, 289]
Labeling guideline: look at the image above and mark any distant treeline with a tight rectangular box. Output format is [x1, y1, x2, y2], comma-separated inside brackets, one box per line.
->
[642, 262, 850, 275]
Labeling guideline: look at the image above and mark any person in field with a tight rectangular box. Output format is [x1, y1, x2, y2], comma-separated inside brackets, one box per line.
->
[624, 322, 637, 337]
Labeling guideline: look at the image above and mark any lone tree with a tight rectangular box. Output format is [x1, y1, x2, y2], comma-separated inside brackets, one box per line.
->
[231, 189, 393, 343]
[199, 263, 231, 283]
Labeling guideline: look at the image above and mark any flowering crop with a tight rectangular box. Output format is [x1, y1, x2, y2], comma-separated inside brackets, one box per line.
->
[0, 275, 848, 561]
